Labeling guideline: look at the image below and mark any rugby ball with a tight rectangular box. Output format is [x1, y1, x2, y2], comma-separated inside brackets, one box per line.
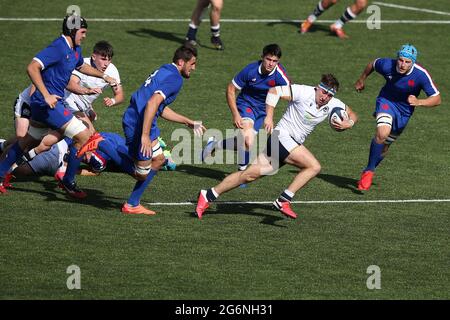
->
[328, 107, 348, 132]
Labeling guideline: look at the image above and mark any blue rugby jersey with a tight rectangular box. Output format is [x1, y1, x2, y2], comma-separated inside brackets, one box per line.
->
[232, 61, 290, 112]
[374, 58, 439, 116]
[31, 36, 84, 106]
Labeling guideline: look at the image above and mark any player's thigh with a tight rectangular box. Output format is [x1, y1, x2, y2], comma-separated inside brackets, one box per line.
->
[15, 117, 29, 138]
[284, 145, 321, 171]
[74, 112, 95, 134]
[37, 131, 63, 153]
[134, 138, 163, 172]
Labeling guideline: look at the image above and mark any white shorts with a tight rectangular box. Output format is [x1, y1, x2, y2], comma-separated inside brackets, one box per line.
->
[275, 128, 301, 153]
[14, 94, 32, 119]
[64, 96, 92, 115]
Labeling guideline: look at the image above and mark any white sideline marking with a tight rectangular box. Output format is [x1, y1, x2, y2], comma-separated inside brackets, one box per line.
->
[0, 17, 450, 24]
[146, 199, 450, 206]
[373, 2, 450, 16]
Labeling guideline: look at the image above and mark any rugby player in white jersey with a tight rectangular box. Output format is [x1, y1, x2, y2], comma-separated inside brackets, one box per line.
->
[0, 85, 35, 153]
[195, 74, 358, 220]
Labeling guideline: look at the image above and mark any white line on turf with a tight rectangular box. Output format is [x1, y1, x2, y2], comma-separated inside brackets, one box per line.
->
[0, 18, 450, 23]
[146, 199, 450, 206]
[373, 2, 450, 16]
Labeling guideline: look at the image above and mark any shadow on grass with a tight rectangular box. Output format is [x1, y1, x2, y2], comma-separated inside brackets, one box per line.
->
[315, 173, 365, 195]
[185, 202, 292, 228]
[9, 176, 125, 212]
[126, 28, 222, 51]
[266, 21, 332, 36]
[177, 164, 228, 181]
[126, 28, 186, 44]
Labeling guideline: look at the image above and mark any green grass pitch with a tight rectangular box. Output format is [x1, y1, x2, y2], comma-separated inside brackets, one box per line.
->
[0, 0, 449, 299]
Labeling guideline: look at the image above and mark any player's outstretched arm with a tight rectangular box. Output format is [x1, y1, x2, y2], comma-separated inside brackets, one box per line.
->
[355, 60, 376, 92]
[77, 63, 117, 87]
[161, 107, 206, 136]
[66, 75, 102, 95]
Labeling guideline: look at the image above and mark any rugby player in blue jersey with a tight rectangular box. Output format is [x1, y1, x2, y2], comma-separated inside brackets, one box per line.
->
[355, 44, 441, 191]
[201, 44, 290, 180]
[0, 15, 117, 194]
[50, 46, 201, 212]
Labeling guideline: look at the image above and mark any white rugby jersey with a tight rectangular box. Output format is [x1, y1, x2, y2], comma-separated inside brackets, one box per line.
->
[275, 84, 346, 144]
[64, 57, 121, 112]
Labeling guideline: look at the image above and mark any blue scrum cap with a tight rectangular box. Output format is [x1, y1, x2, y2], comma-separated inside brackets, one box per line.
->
[397, 44, 418, 64]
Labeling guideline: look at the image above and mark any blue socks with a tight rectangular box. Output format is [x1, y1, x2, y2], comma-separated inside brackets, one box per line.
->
[63, 144, 82, 184]
[0, 142, 23, 178]
[365, 138, 385, 172]
[127, 169, 158, 206]
[238, 149, 250, 171]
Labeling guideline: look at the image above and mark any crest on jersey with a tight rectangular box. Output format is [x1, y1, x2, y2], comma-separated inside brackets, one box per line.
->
[322, 106, 329, 114]
[22, 108, 31, 117]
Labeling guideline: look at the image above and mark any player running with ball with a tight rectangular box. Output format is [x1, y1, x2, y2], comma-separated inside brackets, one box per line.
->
[195, 74, 358, 220]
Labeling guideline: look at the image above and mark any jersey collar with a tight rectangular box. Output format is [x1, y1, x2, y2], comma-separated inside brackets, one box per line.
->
[396, 63, 415, 76]
[258, 62, 277, 76]
[90, 57, 97, 69]
[61, 35, 73, 49]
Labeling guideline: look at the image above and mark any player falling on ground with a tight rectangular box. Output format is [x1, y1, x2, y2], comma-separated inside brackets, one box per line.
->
[300, 0, 368, 39]
[196, 74, 358, 220]
[63, 44, 205, 215]
[0, 15, 117, 194]
[355, 44, 441, 191]
[6, 132, 175, 190]
[201, 44, 290, 185]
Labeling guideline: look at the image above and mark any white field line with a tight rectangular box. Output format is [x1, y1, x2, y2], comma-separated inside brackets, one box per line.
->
[146, 199, 450, 206]
[373, 2, 450, 16]
[0, 17, 450, 24]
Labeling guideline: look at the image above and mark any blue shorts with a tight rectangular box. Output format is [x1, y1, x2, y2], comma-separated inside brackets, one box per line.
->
[122, 107, 160, 161]
[238, 104, 265, 132]
[28, 144, 61, 175]
[30, 100, 74, 130]
[375, 97, 411, 135]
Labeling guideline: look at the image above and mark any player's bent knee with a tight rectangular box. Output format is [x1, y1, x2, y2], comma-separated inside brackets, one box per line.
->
[134, 164, 151, 181]
[152, 155, 166, 170]
[64, 117, 87, 139]
[242, 171, 260, 183]
[311, 162, 321, 176]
